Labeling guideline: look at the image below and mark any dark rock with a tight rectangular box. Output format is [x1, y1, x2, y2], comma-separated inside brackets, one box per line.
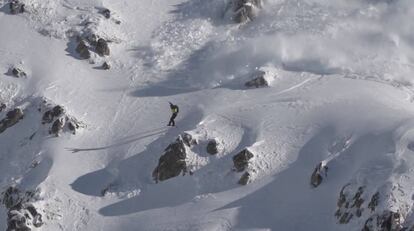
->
[238, 172, 251, 185]
[101, 8, 111, 19]
[182, 132, 197, 147]
[96, 38, 110, 56]
[233, 149, 254, 172]
[50, 118, 64, 136]
[9, 0, 25, 14]
[86, 34, 98, 46]
[363, 211, 402, 231]
[42, 105, 64, 124]
[102, 62, 111, 70]
[2, 186, 22, 209]
[10, 67, 27, 78]
[67, 121, 79, 134]
[76, 40, 91, 59]
[152, 136, 188, 182]
[310, 162, 328, 188]
[245, 71, 268, 88]
[0, 108, 24, 133]
[2, 186, 43, 231]
[231, 0, 262, 23]
[368, 192, 380, 212]
[41, 110, 53, 124]
[206, 139, 218, 155]
[0, 103, 6, 112]
[335, 184, 368, 225]
[52, 105, 64, 117]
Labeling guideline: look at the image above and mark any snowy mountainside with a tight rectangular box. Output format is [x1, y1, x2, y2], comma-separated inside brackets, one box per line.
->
[2, 0, 414, 230]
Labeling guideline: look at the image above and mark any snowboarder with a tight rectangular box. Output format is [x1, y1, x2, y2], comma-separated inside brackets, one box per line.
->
[168, 102, 179, 126]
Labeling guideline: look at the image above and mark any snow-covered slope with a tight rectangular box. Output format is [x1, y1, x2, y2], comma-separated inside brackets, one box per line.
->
[2, 0, 414, 230]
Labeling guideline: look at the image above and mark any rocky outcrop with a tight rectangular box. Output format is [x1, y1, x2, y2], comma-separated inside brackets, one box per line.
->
[228, 0, 262, 24]
[335, 184, 365, 224]
[0, 108, 24, 133]
[0, 103, 6, 112]
[206, 139, 219, 155]
[182, 132, 197, 147]
[362, 211, 402, 231]
[233, 149, 254, 172]
[334, 184, 413, 231]
[95, 38, 110, 56]
[238, 172, 251, 185]
[10, 67, 27, 78]
[245, 71, 268, 88]
[100, 8, 111, 19]
[1, 186, 43, 231]
[310, 162, 328, 188]
[102, 62, 111, 70]
[76, 40, 91, 59]
[40, 101, 83, 136]
[9, 0, 25, 14]
[152, 135, 188, 183]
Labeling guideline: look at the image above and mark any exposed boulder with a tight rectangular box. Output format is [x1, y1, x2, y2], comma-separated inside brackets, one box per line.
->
[310, 162, 328, 188]
[238, 172, 251, 185]
[9, 0, 25, 14]
[363, 211, 402, 231]
[102, 61, 111, 70]
[152, 136, 188, 183]
[182, 132, 197, 147]
[0, 103, 6, 112]
[49, 118, 64, 136]
[233, 149, 254, 172]
[0, 108, 24, 133]
[206, 139, 219, 155]
[1, 186, 43, 231]
[10, 67, 27, 78]
[245, 71, 268, 88]
[368, 192, 380, 212]
[42, 105, 64, 124]
[40, 101, 83, 136]
[101, 8, 111, 19]
[76, 40, 91, 59]
[229, 0, 262, 24]
[96, 38, 110, 56]
[335, 185, 365, 224]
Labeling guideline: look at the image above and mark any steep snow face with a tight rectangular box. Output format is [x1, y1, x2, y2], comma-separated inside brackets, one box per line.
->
[2, 0, 414, 230]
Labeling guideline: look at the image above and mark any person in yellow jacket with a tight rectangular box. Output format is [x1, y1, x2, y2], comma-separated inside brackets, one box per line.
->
[168, 102, 179, 126]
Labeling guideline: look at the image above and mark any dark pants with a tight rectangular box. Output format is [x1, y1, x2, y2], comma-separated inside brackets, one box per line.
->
[168, 113, 177, 126]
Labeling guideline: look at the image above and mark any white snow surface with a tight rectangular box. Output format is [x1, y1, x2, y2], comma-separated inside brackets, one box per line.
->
[2, 0, 414, 230]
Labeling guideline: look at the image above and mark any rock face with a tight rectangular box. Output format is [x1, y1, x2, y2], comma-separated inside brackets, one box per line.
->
[0, 108, 24, 133]
[101, 8, 111, 19]
[76, 40, 91, 59]
[152, 136, 188, 183]
[230, 0, 262, 23]
[245, 71, 268, 88]
[310, 162, 328, 188]
[362, 211, 402, 231]
[50, 118, 64, 136]
[238, 172, 251, 185]
[0, 103, 6, 112]
[182, 132, 197, 147]
[206, 139, 219, 155]
[233, 149, 254, 172]
[10, 67, 27, 78]
[335, 184, 365, 224]
[41, 102, 82, 136]
[96, 38, 110, 56]
[9, 0, 25, 14]
[102, 62, 111, 70]
[1, 186, 43, 231]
